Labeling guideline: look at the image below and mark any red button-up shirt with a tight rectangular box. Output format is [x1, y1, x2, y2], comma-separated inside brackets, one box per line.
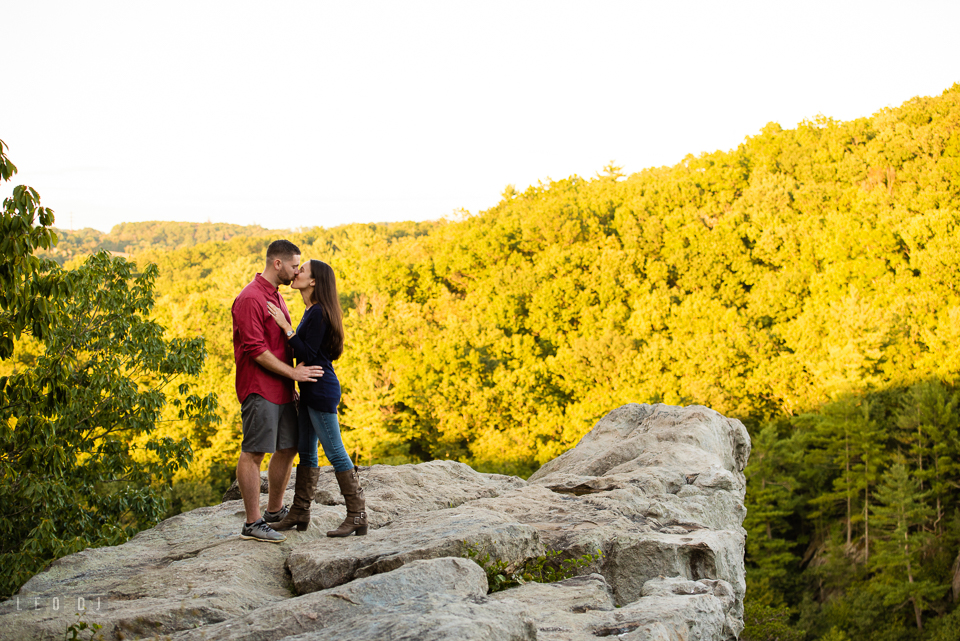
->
[232, 273, 294, 405]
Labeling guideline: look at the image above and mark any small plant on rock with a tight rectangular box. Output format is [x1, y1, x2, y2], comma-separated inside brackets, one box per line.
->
[462, 541, 604, 593]
[64, 613, 103, 641]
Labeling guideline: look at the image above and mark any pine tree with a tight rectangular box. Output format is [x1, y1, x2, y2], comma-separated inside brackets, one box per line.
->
[869, 464, 946, 632]
[744, 423, 806, 603]
[896, 381, 960, 536]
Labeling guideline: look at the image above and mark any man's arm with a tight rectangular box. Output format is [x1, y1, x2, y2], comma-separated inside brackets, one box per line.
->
[254, 351, 324, 382]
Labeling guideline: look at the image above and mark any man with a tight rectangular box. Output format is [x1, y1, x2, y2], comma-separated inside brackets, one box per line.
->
[232, 239, 324, 542]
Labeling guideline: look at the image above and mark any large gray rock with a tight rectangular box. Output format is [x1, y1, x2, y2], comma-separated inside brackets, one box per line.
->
[286, 505, 545, 593]
[524, 403, 750, 618]
[303, 594, 534, 641]
[462, 404, 749, 619]
[170, 557, 535, 641]
[530, 404, 749, 483]
[223, 460, 527, 529]
[529, 403, 749, 537]
[0, 403, 751, 641]
[489, 573, 617, 640]
[0, 498, 334, 640]
[465, 483, 745, 616]
[595, 575, 737, 641]
[603, 528, 746, 607]
[489, 573, 739, 641]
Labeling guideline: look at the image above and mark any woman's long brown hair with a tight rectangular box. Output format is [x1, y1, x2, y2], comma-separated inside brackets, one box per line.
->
[308, 259, 344, 360]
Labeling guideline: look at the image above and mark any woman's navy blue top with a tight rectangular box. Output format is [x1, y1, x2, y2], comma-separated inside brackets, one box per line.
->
[289, 305, 341, 413]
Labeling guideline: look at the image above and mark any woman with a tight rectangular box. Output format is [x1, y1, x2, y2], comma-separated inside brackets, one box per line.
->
[265, 259, 366, 537]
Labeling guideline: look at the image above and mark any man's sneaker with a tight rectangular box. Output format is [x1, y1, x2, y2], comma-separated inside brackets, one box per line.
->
[240, 518, 286, 543]
[263, 505, 289, 524]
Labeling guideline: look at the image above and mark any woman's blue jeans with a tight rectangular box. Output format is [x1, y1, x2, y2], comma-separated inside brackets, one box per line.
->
[298, 406, 354, 472]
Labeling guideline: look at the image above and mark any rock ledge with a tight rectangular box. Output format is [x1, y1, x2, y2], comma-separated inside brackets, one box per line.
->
[0, 403, 750, 641]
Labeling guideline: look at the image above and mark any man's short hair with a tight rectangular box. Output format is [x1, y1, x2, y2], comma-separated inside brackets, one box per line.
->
[266, 239, 301, 261]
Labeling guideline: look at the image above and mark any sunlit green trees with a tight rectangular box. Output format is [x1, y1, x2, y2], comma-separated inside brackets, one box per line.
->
[0, 141, 218, 597]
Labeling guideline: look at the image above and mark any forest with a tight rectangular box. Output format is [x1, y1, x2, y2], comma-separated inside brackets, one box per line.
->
[34, 220, 275, 265]
[3, 83, 960, 639]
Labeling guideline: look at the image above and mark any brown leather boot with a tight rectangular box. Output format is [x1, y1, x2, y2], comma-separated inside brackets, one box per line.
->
[327, 466, 367, 537]
[274, 466, 321, 531]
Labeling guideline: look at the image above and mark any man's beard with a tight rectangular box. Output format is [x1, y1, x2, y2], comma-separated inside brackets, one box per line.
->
[280, 276, 294, 286]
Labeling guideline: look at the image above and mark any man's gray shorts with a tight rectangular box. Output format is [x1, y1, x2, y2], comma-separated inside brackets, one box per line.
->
[240, 394, 297, 453]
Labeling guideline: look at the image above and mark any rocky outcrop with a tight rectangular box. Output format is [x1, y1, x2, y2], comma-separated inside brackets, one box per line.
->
[0, 403, 750, 640]
[286, 505, 544, 594]
[170, 557, 535, 641]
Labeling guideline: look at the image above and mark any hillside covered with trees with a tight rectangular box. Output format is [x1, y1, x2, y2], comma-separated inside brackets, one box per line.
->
[36, 220, 275, 265]
[4, 84, 960, 638]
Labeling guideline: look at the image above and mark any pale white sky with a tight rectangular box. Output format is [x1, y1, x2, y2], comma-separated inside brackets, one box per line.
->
[2, 1, 958, 233]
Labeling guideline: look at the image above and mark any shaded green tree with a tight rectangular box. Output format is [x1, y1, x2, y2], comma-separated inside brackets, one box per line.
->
[744, 422, 807, 604]
[895, 381, 960, 536]
[741, 602, 805, 641]
[869, 464, 945, 632]
[807, 398, 888, 560]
